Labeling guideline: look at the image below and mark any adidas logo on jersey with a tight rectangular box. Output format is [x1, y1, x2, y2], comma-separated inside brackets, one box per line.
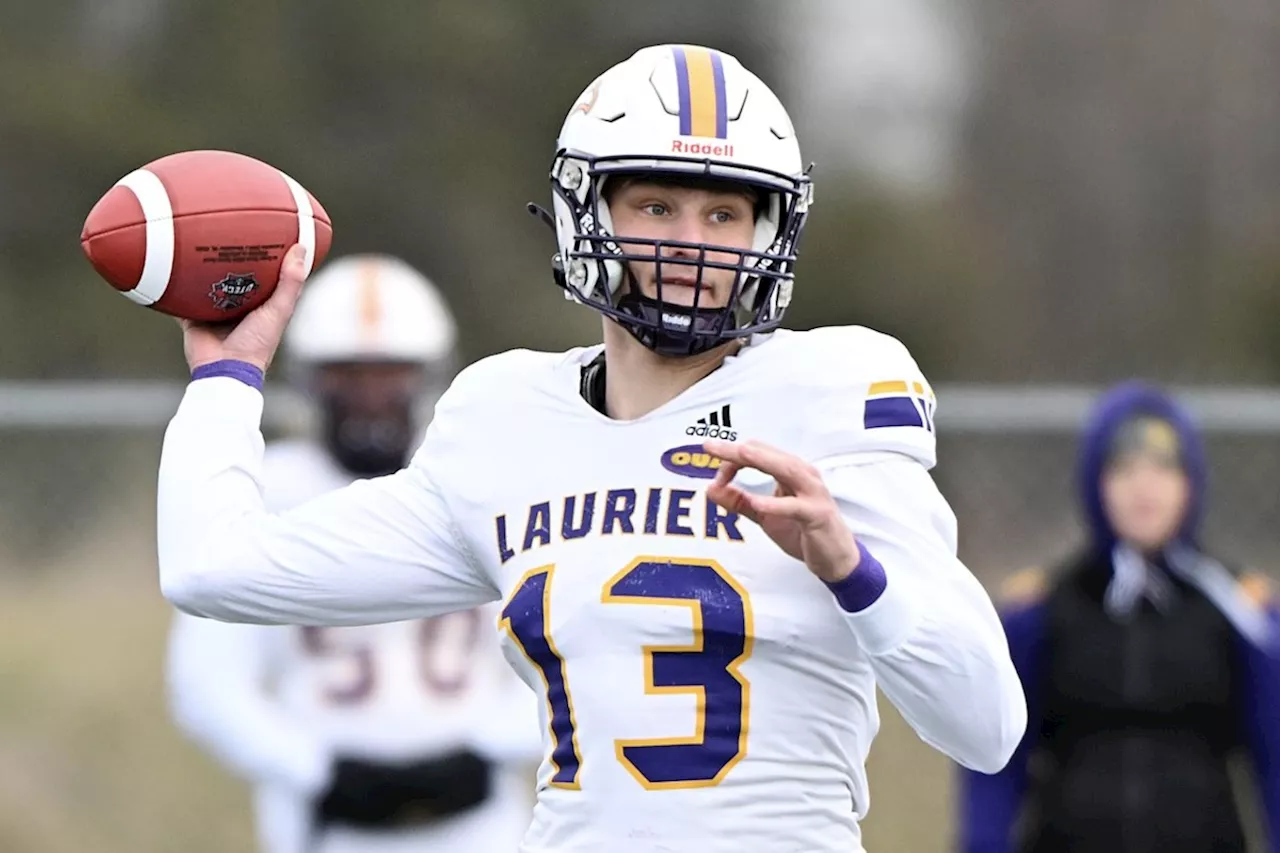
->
[685, 404, 737, 441]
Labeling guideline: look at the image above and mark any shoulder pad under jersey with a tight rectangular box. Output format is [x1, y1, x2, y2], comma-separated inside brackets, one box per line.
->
[786, 326, 937, 469]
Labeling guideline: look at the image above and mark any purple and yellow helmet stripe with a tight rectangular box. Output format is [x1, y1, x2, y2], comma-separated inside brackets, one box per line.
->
[673, 46, 728, 139]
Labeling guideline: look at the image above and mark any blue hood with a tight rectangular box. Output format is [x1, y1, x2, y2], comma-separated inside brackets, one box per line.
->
[1077, 381, 1207, 551]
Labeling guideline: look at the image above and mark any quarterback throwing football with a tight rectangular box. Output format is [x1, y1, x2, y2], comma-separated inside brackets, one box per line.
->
[158, 44, 1026, 852]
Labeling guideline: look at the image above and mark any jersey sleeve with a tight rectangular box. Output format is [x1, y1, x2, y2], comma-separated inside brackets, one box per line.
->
[158, 376, 499, 625]
[165, 612, 332, 793]
[805, 329, 1024, 773]
[804, 327, 937, 470]
[822, 459, 1026, 773]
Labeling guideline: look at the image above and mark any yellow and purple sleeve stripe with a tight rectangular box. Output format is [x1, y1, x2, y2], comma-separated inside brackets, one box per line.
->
[673, 46, 728, 139]
[864, 380, 936, 432]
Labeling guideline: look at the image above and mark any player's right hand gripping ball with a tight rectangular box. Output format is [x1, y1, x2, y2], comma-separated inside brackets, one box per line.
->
[80, 149, 333, 322]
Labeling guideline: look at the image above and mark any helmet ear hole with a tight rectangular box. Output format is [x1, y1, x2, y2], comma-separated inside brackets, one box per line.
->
[550, 165, 629, 307]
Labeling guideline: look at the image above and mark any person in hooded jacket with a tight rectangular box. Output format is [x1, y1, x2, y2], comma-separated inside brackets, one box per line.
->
[957, 381, 1280, 853]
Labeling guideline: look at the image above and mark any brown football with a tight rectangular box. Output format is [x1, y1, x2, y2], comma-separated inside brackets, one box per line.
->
[80, 150, 333, 322]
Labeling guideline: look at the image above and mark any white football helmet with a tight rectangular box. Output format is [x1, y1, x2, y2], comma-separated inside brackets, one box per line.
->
[540, 44, 814, 356]
[284, 254, 458, 476]
[285, 254, 457, 367]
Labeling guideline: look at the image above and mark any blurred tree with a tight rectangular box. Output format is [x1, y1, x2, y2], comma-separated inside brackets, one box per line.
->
[959, 0, 1280, 381]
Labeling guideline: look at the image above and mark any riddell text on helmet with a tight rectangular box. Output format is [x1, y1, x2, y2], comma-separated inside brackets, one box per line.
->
[671, 140, 735, 157]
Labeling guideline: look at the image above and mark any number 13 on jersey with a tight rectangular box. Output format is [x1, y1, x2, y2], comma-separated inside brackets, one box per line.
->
[499, 557, 753, 790]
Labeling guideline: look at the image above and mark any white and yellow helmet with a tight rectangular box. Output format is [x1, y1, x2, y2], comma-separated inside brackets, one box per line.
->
[542, 44, 813, 356]
[285, 254, 457, 368]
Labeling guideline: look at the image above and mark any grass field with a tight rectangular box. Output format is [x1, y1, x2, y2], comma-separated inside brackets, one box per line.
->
[0, 568, 256, 853]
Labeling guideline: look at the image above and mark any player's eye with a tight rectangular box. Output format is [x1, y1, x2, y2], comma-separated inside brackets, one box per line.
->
[641, 202, 669, 217]
[710, 209, 737, 224]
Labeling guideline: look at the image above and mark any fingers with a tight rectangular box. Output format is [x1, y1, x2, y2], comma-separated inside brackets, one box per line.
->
[272, 243, 310, 311]
[706, 480, 811, 523]
[703, 438, 825, 497]
[709, 456, 743, 490]
[736, 492, 813, 521]
[174, 246, 309, 374]
[706, 450, 820, 526]
[707, 466, 752, 519]
[250, 243, 309, 334]
[706, 479, 755, 521]
[704, 438, 834, 530]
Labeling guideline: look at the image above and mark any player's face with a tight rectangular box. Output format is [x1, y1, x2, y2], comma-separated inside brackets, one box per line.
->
[314, 362, 426, 476]
[1101, 454, 1190, 552]
[607, 180, 757, 309]
[315, 362, 424, 413]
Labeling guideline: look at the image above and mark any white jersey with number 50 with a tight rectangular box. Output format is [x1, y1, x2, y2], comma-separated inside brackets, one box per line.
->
[166, 441, 540, 853]
[159, 326, 1026, 853]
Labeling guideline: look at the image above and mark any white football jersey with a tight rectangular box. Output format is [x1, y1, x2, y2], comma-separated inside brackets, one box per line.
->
[159, 326, 1026, 853]
[166, 440, 540, 853]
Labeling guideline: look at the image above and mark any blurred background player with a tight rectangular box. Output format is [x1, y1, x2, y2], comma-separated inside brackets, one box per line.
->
[165, 254, 541, 853]
[957, 381, 1280, 853]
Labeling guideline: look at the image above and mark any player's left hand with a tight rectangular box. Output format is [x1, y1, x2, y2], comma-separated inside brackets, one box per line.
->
[704, 438, 859, 584]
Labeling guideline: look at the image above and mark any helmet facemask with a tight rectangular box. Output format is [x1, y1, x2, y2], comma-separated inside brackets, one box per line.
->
[547, 151, 811, 357]
[308, 360, 442, 478]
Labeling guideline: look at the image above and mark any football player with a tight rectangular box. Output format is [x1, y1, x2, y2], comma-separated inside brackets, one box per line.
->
[157, 45, 1026, 852]
[165, 255, 540, 853]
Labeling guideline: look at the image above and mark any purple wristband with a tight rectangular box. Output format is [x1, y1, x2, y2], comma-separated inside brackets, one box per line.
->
[190, 359, 265, 391]
[823, 540, 888, 613]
